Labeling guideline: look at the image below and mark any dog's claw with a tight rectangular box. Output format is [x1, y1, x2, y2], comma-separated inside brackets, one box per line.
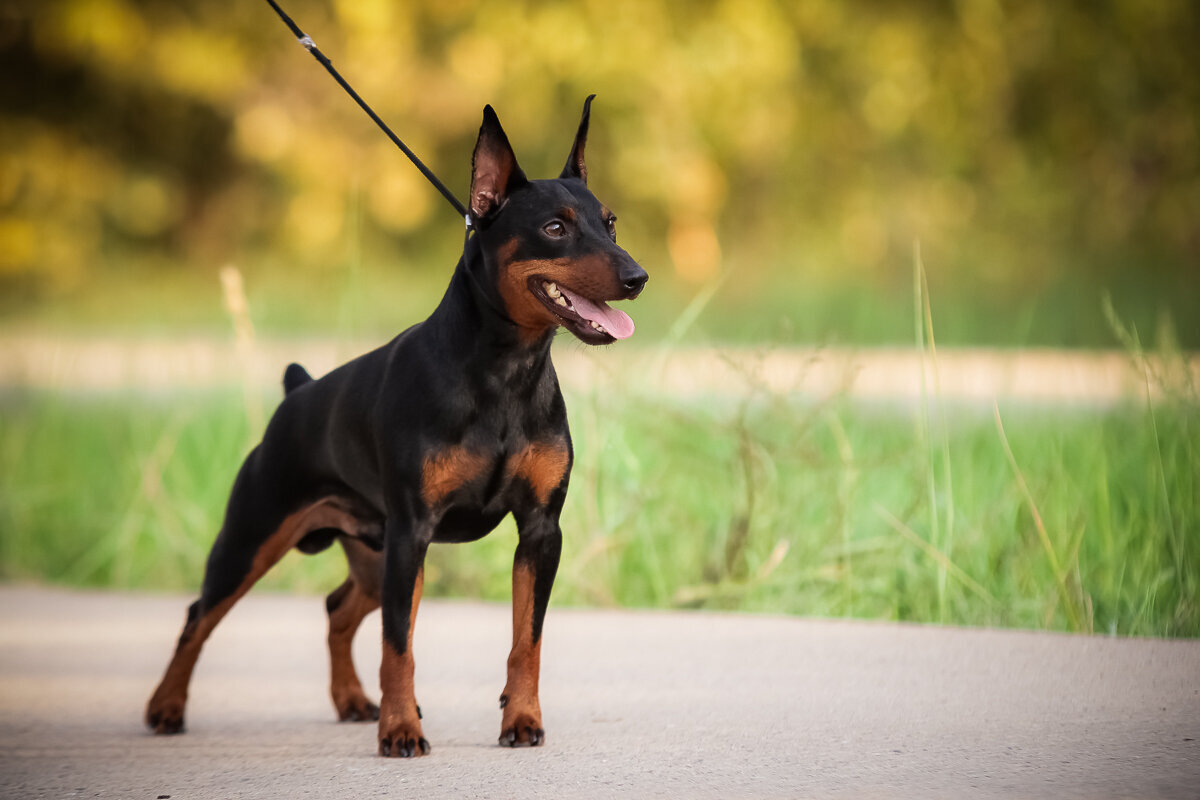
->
[380, 736, 430, 758]
[378, 723, 430, 758]
[335, 694, 380, 722]
[499, 722, 545, 748]
[145, 700, 186, 735]
[342, 703, 379, 722]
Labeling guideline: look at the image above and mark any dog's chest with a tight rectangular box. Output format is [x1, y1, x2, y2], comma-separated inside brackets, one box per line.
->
[411, 352, 569, 541]
[420, 434, 569, 511]
[419, 433, 569, 544]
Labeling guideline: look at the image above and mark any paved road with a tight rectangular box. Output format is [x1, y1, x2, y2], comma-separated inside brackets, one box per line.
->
[0, 586, 1196, 799]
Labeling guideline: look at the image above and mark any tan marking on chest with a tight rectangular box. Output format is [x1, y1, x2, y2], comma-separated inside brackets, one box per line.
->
[421, 447, 490, 508]
[506, 440, 570, 505]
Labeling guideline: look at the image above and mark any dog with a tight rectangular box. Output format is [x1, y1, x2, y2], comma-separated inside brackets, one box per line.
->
[145, 96, 647, 757]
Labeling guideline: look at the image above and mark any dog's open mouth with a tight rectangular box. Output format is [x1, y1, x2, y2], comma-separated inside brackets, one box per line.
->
[529, 277, 635, 344]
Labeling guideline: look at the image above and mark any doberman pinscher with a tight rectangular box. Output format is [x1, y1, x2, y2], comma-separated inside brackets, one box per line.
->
[145, 96, 647, 757]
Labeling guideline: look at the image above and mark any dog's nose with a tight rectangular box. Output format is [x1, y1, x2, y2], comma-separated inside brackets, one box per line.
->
[621, 267, 648, 296]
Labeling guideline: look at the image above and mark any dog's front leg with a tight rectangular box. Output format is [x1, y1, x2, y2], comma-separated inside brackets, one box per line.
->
[500, 511, 562, 747]
[378, 514, 430, 758]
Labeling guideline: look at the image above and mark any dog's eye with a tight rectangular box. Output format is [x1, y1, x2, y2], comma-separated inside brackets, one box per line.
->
[542, 220, 567, 239]
[605, 217, 617, 242]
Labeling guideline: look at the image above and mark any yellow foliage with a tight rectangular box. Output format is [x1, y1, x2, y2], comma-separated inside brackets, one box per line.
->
[150, 27, 248, 103]
[668, 220, 722, 284]
[285, 190, 345, 254]
[0, 219, 36, 275]
[45, 0, 147, 74]
[234, 103, 297, 164]
[104, 174, 181, 238]
[3, 0, 1199, 325]
[368, 160, 434, 235]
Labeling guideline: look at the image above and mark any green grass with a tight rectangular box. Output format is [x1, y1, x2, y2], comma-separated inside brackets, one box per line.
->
[6, 254, 1197, 350]
[1, 362, 1195, 636]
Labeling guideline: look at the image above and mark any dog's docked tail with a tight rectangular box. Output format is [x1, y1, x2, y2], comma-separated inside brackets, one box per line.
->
[283, 362, 313, 395]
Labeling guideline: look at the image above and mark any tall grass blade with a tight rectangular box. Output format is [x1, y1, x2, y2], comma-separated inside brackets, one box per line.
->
[994, 402, 1089, 632]
[1104, 293, 1194, 622]
[220, 265, 264, 438]
[826, 411, 857, 613]
[874, 503, 995, 606]
[661, 271, 727, 348]
[913, 240, 955, 622]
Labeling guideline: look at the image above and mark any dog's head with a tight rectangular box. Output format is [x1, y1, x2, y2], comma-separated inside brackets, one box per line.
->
[468, 97, 647, 345]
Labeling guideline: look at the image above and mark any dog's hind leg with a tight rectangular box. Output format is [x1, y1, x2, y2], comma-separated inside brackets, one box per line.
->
[145, 530, 292, 732]
[326, 538, 383, 721]
[145, 452, 356, 734]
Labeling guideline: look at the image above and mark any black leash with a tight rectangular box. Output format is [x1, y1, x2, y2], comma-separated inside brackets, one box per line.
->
[263, 0, 526, 326]
[262, 0, 471, 227]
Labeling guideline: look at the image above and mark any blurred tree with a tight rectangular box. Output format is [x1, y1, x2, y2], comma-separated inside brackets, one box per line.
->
[1, 0, 1197, 344]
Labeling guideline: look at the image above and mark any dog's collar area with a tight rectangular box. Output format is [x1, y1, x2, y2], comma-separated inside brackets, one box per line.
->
[459, 235, 518, 328]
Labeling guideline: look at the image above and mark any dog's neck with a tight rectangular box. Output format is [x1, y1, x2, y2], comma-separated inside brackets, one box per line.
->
[428, 235, 556, 381]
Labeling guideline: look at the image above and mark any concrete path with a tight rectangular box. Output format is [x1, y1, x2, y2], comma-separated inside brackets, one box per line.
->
[0, 586, 1196, 799]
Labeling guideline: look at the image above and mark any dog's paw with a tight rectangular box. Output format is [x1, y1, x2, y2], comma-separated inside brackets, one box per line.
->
[145, 697, 186, 735]
[499, 721, 544, 747]
[378, 713, 430, 758]
[499, 696, 544, 747]
[378, 729, 430, 758]
[334, 690, 380, 722]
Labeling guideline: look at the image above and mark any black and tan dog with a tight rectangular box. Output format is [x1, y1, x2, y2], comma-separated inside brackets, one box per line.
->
[145, 97, 646, 757]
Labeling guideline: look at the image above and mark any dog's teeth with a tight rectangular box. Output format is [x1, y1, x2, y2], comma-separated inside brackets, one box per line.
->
[590, 321, 605, 333]
[544, 282, 561, 298]
[555, 296, 568, 307]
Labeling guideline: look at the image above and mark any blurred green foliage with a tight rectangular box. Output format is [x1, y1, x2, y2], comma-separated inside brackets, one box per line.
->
[2, 0, 1198, 345]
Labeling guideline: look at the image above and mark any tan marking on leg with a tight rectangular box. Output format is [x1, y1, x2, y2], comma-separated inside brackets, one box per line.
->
[378, 569, 428, 756]
[421, 447, 490, 508]
[146, 498, 361, 733]
[507, 440, 570, 505]
[500, 561, 544, 746]
[328, 578, 381, 721]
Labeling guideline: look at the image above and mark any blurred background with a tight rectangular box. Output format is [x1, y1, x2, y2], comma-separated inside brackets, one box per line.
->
[3, 0, 1198, 346]
[1, 0, 1197, 636]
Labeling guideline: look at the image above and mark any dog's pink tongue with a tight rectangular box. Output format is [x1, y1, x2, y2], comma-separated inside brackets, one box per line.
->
[561, 288, 636, 339]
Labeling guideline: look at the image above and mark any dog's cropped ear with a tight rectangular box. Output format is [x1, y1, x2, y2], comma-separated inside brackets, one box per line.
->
[470, 105, 527, 222]
[560, 94, 595, 184]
